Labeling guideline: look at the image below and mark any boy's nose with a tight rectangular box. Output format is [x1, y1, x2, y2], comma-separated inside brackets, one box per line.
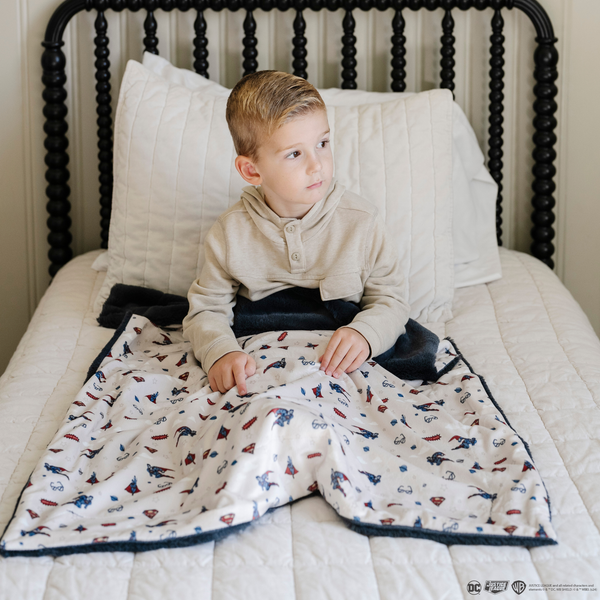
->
[307, 153, 321, 174]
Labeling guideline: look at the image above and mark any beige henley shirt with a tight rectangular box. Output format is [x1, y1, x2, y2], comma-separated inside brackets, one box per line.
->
[182, 180, 410, 373]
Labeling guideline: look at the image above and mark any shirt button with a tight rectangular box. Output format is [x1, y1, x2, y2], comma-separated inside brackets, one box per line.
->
[291, 252, 300, 261]
[286, 225, 295, 234]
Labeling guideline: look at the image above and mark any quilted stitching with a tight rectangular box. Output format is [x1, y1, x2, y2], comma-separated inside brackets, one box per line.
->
[166, 93, 195, 291]
[2, 249, 600, 599]
[119, 70, 151, 287]
[141, 82, 171, 288]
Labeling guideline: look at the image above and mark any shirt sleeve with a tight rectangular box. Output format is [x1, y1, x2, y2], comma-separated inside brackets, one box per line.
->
[182, 221, 246, 373]
[342, 215, 410, 358]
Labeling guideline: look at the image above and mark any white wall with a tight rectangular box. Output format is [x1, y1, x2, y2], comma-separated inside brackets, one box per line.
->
[1, 0, 599, 376]
[559, 1, 600, 336]
[0, 0, 31, 375]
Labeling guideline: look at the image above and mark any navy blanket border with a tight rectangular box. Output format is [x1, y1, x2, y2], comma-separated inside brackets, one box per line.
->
[85, 312, 134, 382]
[343, 519, 555, 546]
[1, 522, 253, 557]
[0, 494, 316, 558]
[448, 337, 555, 530]
[433, 352, 461, 381]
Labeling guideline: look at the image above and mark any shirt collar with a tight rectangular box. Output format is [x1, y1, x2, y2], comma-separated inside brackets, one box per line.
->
[240, 179, 345, 243]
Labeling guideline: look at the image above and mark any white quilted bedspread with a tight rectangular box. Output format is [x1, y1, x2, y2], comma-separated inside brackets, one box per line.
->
[1, 248, 599, 600]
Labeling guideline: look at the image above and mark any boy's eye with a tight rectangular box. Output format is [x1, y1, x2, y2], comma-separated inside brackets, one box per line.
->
[318, 140, 329, 149]
[286, 151, 301, 159]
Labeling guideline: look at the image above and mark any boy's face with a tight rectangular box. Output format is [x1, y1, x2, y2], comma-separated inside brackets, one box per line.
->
[235, 109, 333, 219]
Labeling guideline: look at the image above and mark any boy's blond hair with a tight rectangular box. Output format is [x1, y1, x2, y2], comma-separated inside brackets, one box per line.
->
[226, 70, 326, 162]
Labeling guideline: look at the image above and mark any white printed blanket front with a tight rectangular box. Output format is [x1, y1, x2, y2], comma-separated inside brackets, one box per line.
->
[0, 314, 557, 556]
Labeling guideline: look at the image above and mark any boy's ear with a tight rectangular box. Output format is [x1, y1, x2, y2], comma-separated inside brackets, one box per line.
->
[235, 155, 262, 186]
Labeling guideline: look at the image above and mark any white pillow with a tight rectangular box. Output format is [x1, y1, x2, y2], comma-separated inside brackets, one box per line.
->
[96, 58, 455, 323]
[317, 88, 501, 288]
[143, 52, 501, 288]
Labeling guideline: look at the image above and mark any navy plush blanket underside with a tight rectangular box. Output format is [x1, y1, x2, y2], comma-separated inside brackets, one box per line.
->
[98, 284, 448, 382]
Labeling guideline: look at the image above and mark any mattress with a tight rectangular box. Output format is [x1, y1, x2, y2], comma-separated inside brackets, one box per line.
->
[1, 248, 599, 599]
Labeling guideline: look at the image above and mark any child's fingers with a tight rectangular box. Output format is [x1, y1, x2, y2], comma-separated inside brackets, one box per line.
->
[215, 375, 227, 394]
[319, 335, 341, 372]
[332, 348, 360, 378]
[208, 373, 217, 393]
[233, 363, 247, 395]
[221, 366, 237, 393]
[345, 350, 369, 374]
[245, 356, 256, 377]
[212, 373, 226, 394]
[325, 341, 352, 376]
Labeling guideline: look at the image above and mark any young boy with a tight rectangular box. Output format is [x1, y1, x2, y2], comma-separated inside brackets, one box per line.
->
[182, 71, 409, 395]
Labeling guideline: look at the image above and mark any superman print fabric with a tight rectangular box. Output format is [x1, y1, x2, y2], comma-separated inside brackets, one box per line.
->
[0, 314, 557, 556]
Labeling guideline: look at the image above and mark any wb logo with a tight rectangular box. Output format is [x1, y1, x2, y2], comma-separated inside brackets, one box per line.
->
[512, 581, 527, 595]
[467, 580, 481, 595]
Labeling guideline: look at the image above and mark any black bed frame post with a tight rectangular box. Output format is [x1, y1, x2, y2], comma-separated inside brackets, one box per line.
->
[488, 5, 505, 246]
[341, 10, 357, 89]
[390, 8, 407, 92]
[523, 4, 558, 268]
[242, 10, 259, 76]
[511, 0, 558, 267]
[42, 39, 72, 278]
[292, 10, 308, 79]
[440, 8, 456, 94]
[193, 9, 210, 77]
[94, 9, 114, 250]
[42, 0, 88, 277]
[143, 5, 160, 54]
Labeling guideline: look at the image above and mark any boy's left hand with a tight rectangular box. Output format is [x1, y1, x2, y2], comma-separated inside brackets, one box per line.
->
[319, 328, 370, 378]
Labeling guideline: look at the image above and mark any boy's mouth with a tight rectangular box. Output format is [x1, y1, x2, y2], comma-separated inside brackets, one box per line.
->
[307, 181, 322, 190]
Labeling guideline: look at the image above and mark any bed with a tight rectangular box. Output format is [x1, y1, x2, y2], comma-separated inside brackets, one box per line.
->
[1, 0, 600, 598]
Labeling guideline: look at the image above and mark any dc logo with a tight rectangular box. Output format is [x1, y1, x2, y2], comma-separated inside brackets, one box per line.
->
[467, 580, 481, 595]
[512, 581, 527, 595]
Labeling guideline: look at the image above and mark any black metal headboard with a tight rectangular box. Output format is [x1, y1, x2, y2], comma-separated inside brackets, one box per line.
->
[42, 0, 558, 276]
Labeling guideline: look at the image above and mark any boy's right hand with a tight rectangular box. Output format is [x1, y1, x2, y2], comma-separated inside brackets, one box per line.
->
[208, 351, 256, 395]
